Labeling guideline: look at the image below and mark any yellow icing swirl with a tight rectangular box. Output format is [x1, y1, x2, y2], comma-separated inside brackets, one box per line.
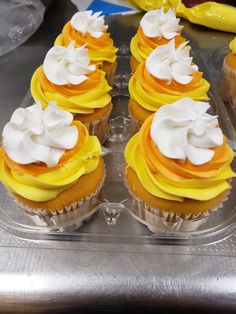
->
[125, 115, 235, 202]
[129, 62, 210, 111]
[229, 37, 236, 55]
[31, 66, 111, 114]
[0, 122, 102, 202]
[130, 26, 185, 65]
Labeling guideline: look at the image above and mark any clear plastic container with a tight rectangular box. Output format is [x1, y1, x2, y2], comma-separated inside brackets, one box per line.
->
[0, 44, 236, 246]
[0, 0, 45, 56]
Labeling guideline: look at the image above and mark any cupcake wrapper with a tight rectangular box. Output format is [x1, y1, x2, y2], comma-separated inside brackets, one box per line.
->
[83, 103, 113, 144]
[223, 59, 236, 79]
[105, 62, 117, 86]
[11, 170, 106, 232]
[124, 176, 231, 233]
[221, 60, 236, 107]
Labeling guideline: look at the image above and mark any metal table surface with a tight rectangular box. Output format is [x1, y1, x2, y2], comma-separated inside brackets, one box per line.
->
[0, 1, 236, 313]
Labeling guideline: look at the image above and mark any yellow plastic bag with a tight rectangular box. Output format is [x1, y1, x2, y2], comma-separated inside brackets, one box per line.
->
[130, 0, 236, 33]
[130, 0, 170, 11]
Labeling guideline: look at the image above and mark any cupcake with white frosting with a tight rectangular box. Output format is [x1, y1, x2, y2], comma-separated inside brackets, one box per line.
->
[55, 11, 118, 84]
[31, 42, 112, 143]
[125, 98, 235, 232]
[128, 39, 210, 131]
[0, 102, 105, 229]
[130, 8, 185, 72]
[222, 37, 236, 108]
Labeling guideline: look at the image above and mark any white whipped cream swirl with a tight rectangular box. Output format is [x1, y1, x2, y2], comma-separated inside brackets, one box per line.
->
[71, 10, 108, 38]
[3, 102, 78, 167]
[43, 41, 96, 86]
[140, 8, 183, 39]
[146, 39, 198, 85]
[150, 98, 224, 165]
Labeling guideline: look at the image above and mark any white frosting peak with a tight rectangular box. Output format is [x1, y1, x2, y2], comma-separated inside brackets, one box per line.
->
[146, 39, 198, 85]
[71, 10, 108, 38]
[43, 41, 96, 86]
[3, 102, 78, 167]
[150, 98, 224, 165]
[140, 8, 183, 39]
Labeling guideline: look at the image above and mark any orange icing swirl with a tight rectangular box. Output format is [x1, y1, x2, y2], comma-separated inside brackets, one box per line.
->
[140, 115, 233, 182]
[56, 22, 117, 65]
[130, 26, 186, 66]
[128, 62, 210, 111]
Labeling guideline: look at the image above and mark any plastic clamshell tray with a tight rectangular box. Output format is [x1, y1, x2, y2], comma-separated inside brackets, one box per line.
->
[0, 44, 236, 246]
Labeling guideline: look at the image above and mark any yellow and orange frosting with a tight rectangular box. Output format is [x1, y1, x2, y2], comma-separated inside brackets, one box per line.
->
[0, 102, 102, 202]
[130, 8, 185, 68]
[125, 99, 235, 207]
[129, 40, 210, 113]
[224, 37, 236, 71]
[54, 11, 117, 67]
[31, 42, 111, 115]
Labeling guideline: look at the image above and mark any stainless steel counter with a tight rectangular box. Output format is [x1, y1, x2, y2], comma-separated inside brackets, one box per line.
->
[0, 1, 236, 313]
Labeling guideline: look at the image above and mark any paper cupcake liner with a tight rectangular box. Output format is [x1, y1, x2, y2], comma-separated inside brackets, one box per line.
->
[83, 103, 113, 144]
[124, 175, 231, 233]
[11, 169, 106, 231]
[105, 62, 117, 86]
[221, 60, 236, 107]
[223, 59, 236, 79]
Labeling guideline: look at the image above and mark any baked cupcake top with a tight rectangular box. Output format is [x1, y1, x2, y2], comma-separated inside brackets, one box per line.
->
[125, 98, 235, 206]
[54, 11, 118, 65]
[129, 39, 210, 111]
[0, 102, 102, 201]
[31, 42, 111, 114]
[130, 8, 185, 65]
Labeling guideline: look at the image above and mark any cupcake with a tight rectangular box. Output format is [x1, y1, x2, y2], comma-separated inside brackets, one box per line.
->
[125, 98, 235, 232]
[128, 39, 210, 132]
[31, 42, 112, 143]
[55, 10, 118, 84]
[222, 37, 236, 107]
[0, 102, 105, 230]
[130, 8, 185, 72]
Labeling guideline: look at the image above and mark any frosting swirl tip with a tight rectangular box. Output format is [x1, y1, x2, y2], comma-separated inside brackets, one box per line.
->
[2, 101, 78, 167]
[150, 98, 223, 165]
[43, 41, 96, 86]
[140, 7, 183, 40]
[146, 39, 198, 85]
[70, 10, 108, 38]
